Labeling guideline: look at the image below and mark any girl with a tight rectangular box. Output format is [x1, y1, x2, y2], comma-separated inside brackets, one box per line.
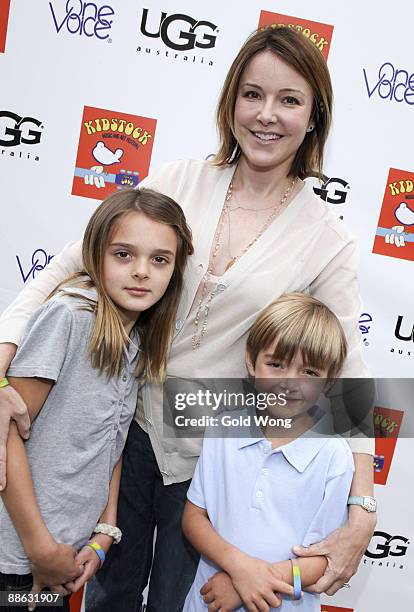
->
[0, 27, 376, 610]
[0, 188, 193, 611]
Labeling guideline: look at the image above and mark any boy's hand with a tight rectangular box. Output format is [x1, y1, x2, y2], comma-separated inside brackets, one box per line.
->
[28, 542, 82, 611]
[28, 582, 70, 612]
[64, 545, 101, 592]
[30, 541, 82, 588]
[228, 552, 294, 611]
[200, 571, 242, 611]
[65, 533, 113, 592]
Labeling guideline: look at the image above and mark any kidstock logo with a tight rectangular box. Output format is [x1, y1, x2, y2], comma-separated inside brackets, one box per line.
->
[16, 249, 54, 284]
[363, 61, 414, 106]
[372, 168, 414, 262]
[137, 8, 218, 66]
[374, 406, 403, 485]
[258, 11, 334, 60]
[365, 530, 410, 569]
[0, 110, 43, 163]
[49, 1, 115, 41]
[0, 0, 11, 53]
[72, 105, 156, 200]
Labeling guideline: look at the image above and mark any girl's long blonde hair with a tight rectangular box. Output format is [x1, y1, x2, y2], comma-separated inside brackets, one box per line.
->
[50, 188, 193, 381]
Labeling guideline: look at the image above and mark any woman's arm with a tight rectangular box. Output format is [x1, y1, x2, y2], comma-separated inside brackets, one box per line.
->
[309, 239, 368, 378]
[0, 240, 83, 488]
[1, 377, 82, 585]
[182, 500, 294, 610]
[294, 453, 375, 595]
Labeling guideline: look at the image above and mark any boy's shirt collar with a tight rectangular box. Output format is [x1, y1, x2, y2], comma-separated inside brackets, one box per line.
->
[237, 406, 333, 473]
[237, 436, 330, 473]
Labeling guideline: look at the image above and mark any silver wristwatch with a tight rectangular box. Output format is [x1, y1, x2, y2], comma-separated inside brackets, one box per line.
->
[347, 495, 377, 513]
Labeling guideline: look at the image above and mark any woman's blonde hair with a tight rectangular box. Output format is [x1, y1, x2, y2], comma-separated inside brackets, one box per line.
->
[50, 188, 193, 381]
[246, 293, 347, 378]
[214, 26, 333, 179]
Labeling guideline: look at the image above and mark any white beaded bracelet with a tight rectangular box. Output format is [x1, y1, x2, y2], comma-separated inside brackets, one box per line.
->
[93, 522, 122, 544]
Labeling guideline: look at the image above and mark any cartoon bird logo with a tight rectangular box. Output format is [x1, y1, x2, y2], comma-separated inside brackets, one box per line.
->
[394, 202, 414, 226]
[92, 141, 123, 166]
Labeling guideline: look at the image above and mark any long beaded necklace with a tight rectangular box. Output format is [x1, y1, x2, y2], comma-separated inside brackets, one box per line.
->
[191, 176, 297, 350]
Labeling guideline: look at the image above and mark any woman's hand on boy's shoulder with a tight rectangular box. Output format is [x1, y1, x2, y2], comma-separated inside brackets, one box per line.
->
[200, 571, 242, 611]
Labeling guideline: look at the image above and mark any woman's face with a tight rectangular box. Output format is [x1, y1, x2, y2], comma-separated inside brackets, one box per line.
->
[234, 50, 314, 173]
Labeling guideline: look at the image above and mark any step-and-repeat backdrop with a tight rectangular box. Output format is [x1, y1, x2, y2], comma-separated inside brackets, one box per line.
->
[1, 1, 413, 610]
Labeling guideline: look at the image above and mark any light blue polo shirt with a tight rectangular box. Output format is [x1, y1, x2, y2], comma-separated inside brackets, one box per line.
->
[183, 422, 354, 611]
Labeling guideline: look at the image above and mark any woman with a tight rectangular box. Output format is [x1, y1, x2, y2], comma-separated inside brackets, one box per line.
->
[0, 27, 375, 611]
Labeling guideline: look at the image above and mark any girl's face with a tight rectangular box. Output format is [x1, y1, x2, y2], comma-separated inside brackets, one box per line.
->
[103, 211, 178, 330]
[234, 50, 314, 174]
[246, 342, 329, 419]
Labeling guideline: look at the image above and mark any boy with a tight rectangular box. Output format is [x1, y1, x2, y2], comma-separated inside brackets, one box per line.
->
[182, 293, 355, 611]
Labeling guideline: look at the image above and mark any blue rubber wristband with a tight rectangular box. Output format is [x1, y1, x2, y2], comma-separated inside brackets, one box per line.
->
[86, 540, 106, 567]
[291, 558, 301, 600]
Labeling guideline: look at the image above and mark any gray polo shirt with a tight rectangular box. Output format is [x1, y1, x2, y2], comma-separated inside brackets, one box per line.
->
[0, 287, 140, 574]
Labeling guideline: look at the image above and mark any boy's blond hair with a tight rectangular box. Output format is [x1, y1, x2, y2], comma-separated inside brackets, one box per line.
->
[246, 293, 347, 379]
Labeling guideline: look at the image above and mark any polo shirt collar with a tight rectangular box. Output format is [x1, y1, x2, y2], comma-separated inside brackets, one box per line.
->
[278, 436, 330, 473]
[237, 436, 329, 472]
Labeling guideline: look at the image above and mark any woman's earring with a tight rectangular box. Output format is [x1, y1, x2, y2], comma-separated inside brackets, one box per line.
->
[307, 125, 315, 132]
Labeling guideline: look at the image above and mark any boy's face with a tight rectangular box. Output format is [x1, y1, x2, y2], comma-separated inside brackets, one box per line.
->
[246, 341, 330, 419]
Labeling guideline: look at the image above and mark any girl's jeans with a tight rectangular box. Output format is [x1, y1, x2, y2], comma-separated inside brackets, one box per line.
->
[85, 421, 199, 612]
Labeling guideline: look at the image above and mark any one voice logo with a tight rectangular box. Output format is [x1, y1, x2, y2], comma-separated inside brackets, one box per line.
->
[16, 249, 54, 284]
[137, 8, 218, 66]
[0, 110, 43, 162]
[363, 61, 414, 106]
[49, 1, 115, 41]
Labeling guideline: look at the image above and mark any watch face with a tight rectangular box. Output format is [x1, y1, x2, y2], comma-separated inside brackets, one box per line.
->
[364, 497, 377, 512]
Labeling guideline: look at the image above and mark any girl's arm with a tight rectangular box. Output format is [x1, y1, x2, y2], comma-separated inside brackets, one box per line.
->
[0, 344, 30, 490]
[1, 376, 82, 586]
[0, 241, 83, 489]
[182, 500, 294, 609]
[65, 458, 124, 592]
